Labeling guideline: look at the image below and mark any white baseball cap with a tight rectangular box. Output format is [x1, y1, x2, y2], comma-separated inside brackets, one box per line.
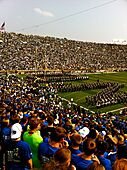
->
[78, 127, 90, 138]
[11, 123, 22, 139]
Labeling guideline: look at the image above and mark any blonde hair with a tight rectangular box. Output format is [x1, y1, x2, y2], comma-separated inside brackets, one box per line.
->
[112, 159, 127, 170]
[87, 162, 105, 170]
[42, 148, 71, 170]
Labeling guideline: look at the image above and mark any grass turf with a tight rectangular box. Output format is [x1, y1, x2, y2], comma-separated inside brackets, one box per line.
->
[58, 72, 127, 113]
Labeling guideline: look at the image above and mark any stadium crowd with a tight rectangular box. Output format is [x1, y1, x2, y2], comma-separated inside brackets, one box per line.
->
[0, 75, 127, 170]
[0, 32, 127, 71]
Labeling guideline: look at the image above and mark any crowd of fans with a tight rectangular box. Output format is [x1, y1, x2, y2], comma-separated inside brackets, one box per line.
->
[0, 75, 127, 170]
[0, 32, 127, 71]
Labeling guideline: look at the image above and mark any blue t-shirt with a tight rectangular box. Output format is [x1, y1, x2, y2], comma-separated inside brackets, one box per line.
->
[6, 140, 32, 170]
[104, 151, 117, 165]
[98, 155, 112, 170]
[71, 154, 93, 170]
[69, 147, 82, 155]
[38, 142, 58, 164]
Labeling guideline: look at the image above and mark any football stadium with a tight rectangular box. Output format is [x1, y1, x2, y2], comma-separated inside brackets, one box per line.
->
[0, 0, 127, 170]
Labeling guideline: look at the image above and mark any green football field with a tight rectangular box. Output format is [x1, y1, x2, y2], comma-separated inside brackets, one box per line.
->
[58, 72, 127, 113]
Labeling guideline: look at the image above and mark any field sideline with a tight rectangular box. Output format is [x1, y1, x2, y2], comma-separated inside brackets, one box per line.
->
[58, 72, 127, 113]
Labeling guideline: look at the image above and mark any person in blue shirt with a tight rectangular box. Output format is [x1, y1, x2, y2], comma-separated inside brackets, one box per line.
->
[5, 123, 33, 170]
[38, 127, 66, 165]
[42, 148, 76, 170]
[40, 115, 55, 143]
[71, 138, 99, 170]
[69, 133, 82, 155]
[104, 142, 117, 165]
[1, 118, 11, 145]
[96, 141, 112, 170]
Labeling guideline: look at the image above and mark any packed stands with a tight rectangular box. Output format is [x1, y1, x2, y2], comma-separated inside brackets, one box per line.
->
[0, 32, 127, 71]
[0, 75, 127, 169]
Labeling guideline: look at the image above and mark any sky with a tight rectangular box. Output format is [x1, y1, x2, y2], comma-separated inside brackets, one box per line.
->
[0, 0, 127, 43]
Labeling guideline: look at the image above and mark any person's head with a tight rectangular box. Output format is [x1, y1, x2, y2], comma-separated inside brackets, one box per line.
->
[117, 144, 127, 160]
[117, 135, 125, 145]
[87, 162, 105, 170]
[64, 122, 73, 134]
[11, 123, 22, 140]
[10, 114, 20, 125]
[70, 133, 82, 147]
[87, 129, 98, 140]
[78, 127, 90, 138]
[2, 118, 10, 127]
[54, 148, 71, 167]
[42, 148, 71, 170]
[83, 138, 96, 156]
[29, 117, 41, 131]
[112, 159, 127, 170]
[47, 115, 54, 126]
[21, 116, 28, 124]
[106, 134, 118, 145]
[96, 141, 108, 155]
[50, 127, 66, 143]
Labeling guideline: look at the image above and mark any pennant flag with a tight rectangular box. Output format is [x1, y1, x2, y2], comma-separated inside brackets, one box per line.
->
[0, 22, 5, 33]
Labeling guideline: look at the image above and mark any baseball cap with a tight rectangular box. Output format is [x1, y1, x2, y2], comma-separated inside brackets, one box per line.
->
[78, 127, 90, 138]
[11, 123, 22, 139]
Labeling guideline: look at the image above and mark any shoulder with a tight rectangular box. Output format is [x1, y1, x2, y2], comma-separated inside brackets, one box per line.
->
[72, 154, 93, 169]
[17, 140, 31, 149]
[38, 142, 47, 151]
[39, 141, 48, 147]
[72, 154, 84, 163]
[23, 131, 29, 138]
[23, 131, 29, 135]
[99, 156, 111, 166]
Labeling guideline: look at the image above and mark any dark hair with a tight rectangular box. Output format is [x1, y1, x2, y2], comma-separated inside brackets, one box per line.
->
[96, 141, 108, 155]
[117, 144, 127, 160]
[64, 125, 73, 134]
[87, 129, 97, 139]
[47, 116, 54, 125]
[29, 118, 40, 130]
[70, 133, 82, 147]
[50, 127, 66, 142]
[10, 114, 20, 125]
[83, 138, 96, 156]
[21, 116, 28, 123]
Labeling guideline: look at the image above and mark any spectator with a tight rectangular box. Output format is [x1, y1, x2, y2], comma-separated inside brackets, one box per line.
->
[41, 115, 55, 142]
[87, 162, 105, 170]
[112, 159, 127, 170]
[5, 123, 33, 170]
[96, 141, 112, 170]
[23, 118, 43, 169]
[38, 127, 66, 165]
[71, 138, 99, 170]
[69, 133, 82, 155]
[42, 148, 76, 170]
[1, 32, 127, 71]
